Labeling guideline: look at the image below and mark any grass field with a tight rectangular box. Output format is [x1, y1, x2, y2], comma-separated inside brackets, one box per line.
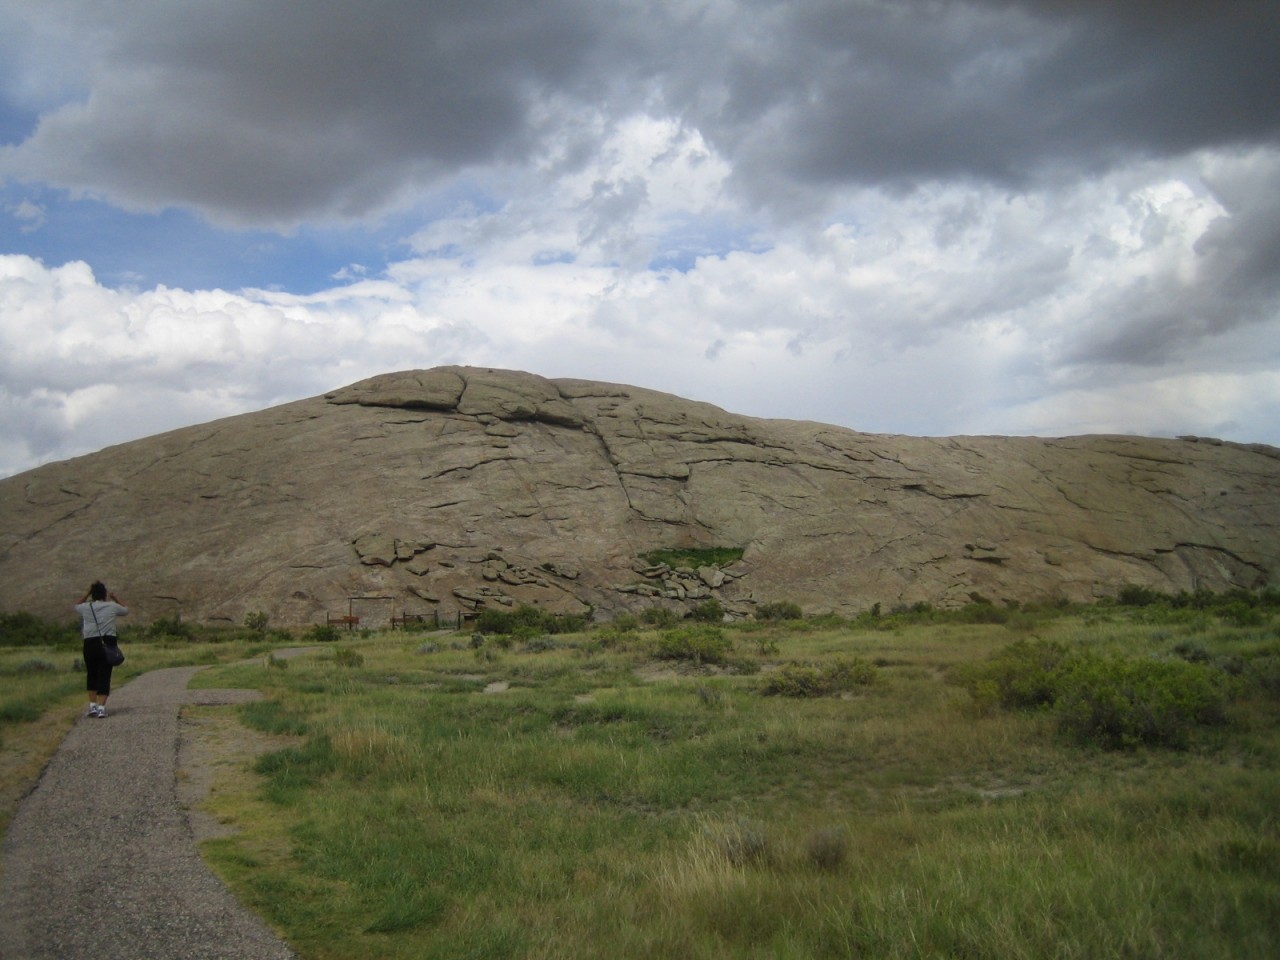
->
[165, 605, 1280, 960]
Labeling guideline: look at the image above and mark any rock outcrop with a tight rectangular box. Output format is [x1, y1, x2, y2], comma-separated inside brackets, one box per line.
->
[2, 366, 1278, 627]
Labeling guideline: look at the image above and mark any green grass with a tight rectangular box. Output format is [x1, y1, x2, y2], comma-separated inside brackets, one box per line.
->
[184, 610, 1279, 959]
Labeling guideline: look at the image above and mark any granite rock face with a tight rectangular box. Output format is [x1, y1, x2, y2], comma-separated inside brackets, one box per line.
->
[2, 366, 1277, 628]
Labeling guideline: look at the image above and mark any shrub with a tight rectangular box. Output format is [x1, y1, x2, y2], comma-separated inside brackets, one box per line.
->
[588, 626, 629, 650]
[641, 607, 680, 629]
[654, 625, 732, 665]
[148, 616, 195, 640]
[761, 664, 825, 697]
[959, 640, 1236, 749]
[824, 657, 878, 688]
[952, 639, 1071, 710]
[689, 598, 725, 623]
[1171, 640, 1212, 663]
[761, 658, 876, 697]
[15, 658, 57, 674]
[333, 647, 364, 668]
[611, 612, 640, 632]
[475, 604, 587, 636]
[956, 600, 1009, 624]
[523, 636, 560, 653]
[709, 818, 774, 868]
[1053, 653, 1230, 749]
[244, 611, 270, 632]
[1218, 601, 1264, 628]
[305, 624, 341, 643]
[806, 827, 849, 872]
[696, 684, 725, 708]
[754, 635, 780, 656]
[0, 612, 76, 647]
[756, 601, 803, 622]
[1247, 655, 1280, 698]
[1117, 585, 1165, 607]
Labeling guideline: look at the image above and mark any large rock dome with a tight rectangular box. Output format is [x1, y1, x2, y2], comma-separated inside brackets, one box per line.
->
[2, 366, 1277, 627]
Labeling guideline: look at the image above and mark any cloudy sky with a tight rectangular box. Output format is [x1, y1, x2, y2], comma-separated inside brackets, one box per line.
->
[2, 0, 1278, 478]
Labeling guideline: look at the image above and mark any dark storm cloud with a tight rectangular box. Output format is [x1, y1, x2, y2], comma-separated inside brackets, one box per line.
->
[2, 0, 660, 225]
[694, 0, 1280, 195]
[3, 0, 1278, 228]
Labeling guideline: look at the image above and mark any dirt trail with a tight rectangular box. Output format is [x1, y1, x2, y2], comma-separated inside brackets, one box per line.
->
[0, 662, 302, 959]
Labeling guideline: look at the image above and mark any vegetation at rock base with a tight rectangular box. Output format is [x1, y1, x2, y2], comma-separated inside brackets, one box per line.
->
[639, 546, 745, 569]
[0, 611, 77, 647]
[755, 600, 803, 621]
[2, 588, 1278, 957]
[474, 603, 588, 637]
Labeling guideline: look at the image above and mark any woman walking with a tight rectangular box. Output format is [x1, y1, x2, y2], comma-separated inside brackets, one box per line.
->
[74, 581, 128, 718]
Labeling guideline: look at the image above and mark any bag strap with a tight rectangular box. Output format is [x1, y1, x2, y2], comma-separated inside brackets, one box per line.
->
[89, 601, 102, 637]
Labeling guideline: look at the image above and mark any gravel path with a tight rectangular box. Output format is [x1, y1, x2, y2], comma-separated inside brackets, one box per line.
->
[0, 664, 300, 960]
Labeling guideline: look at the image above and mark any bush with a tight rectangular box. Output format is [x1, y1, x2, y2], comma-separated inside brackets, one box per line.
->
[959, 640, 1234, 749]
[761, 664, 825, 697]
[708, 818, 773, 868]
[1053, 654, 1230, 749]
[1218, 601, 1264, 627]
[333, 647, 364, 668]
[610, 612, 640, 632]
[756, 601, 802, 622]
[305, 624, 341, 643]
[0, 612, 77, 647]
[1117, 585, 1166, 607]
[641, 607, 680, 629]
[1247, 655, 1280, 698]
[523, 636, 560, 653]
[475, 604, 587, 636]
[956, 600, 1009, 624]
[15, 657, 57, 674]
[690, 598, 725, 623]
[148, 616, 195, 640]
[806, 827, 850, 872]
[952, 639, 1071, 711]
[1171, 641, 1212, 663]
[244, 611, 270, 632]
[761, 658, 876, 697]
[654, 625, 732, 665]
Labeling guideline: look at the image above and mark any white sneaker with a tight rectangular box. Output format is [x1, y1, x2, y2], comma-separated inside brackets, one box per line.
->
[93, 705, 106, 718]
[87, 704, 98, 716]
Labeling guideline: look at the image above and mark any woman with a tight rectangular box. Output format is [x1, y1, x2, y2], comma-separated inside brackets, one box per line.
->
[74, 581, 128, 718]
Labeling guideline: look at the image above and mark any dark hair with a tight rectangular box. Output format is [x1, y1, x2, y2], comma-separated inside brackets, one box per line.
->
[90, 581, 107, 601]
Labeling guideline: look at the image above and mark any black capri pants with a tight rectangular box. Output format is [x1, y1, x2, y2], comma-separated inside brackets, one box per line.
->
[83, 636, 116, 696]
